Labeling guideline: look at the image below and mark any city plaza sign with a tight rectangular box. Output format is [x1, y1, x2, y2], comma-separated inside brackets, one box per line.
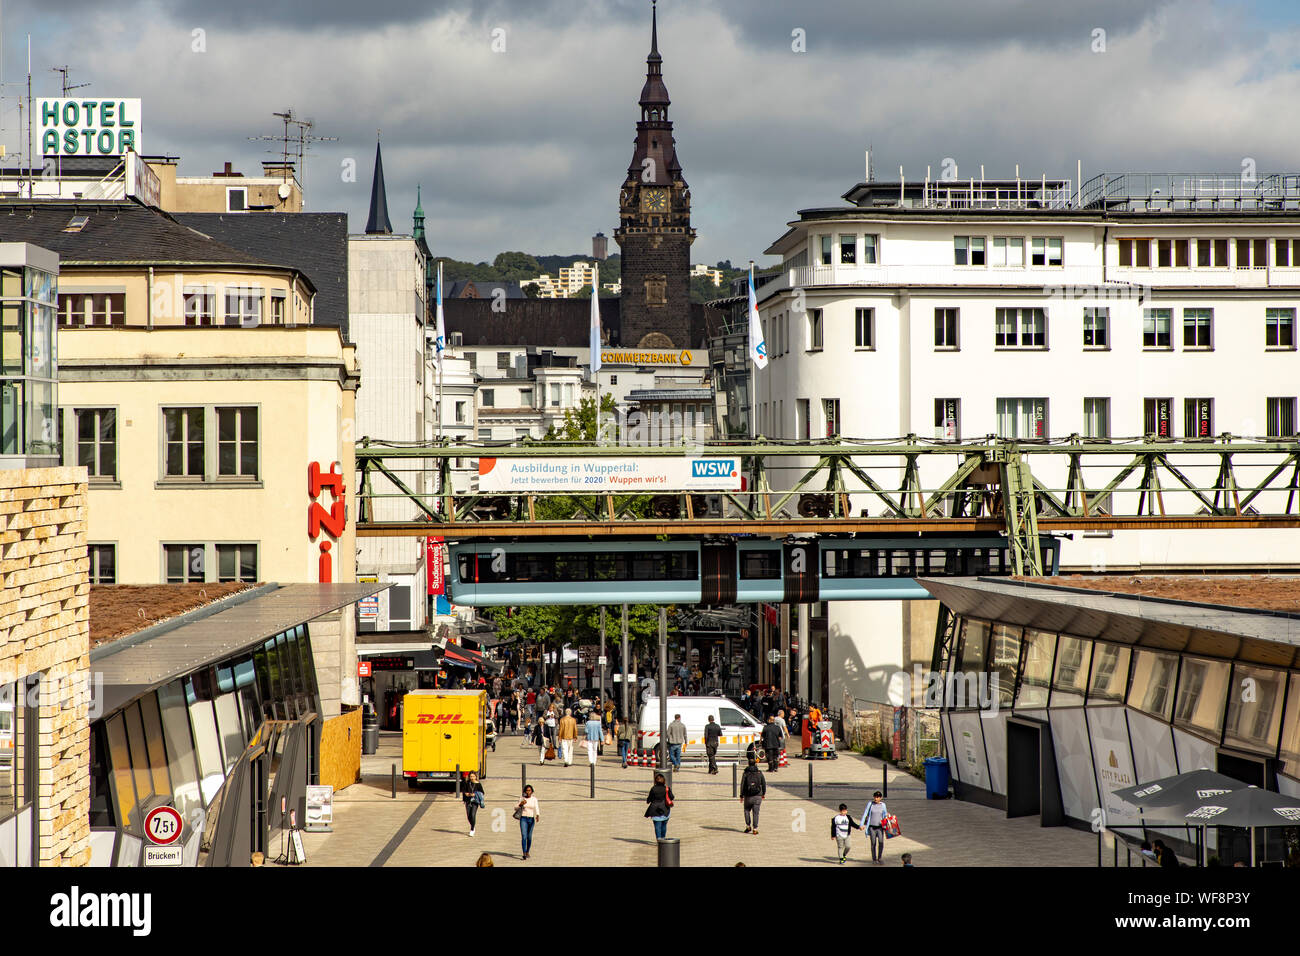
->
[40, 98, 142, 156]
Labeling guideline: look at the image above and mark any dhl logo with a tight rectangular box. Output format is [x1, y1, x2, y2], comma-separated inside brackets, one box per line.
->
[415, 713, 468, 724]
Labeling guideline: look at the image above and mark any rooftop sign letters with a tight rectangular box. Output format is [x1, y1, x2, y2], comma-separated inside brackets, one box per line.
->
[40, 99, 142, 156]
[599, 349, 694, 367]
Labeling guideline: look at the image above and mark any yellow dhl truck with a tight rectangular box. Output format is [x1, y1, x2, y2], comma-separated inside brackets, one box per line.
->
[402, 689, 487, 787]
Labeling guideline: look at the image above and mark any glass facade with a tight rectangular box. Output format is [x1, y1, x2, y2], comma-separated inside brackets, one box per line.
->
[0, 255, 59, 460]
[89, 623, 321, 835]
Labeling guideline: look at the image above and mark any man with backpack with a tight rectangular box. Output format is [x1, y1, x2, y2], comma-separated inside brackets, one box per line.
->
[739, 757, 766, 834]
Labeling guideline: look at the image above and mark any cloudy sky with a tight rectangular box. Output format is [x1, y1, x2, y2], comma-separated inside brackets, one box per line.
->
[6, 0, 1300, 265]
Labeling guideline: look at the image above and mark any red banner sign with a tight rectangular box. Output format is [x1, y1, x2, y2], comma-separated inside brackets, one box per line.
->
[426, 536, 445, 595]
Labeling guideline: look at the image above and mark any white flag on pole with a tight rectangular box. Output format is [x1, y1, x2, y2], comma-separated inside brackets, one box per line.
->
[747, 267, 768, 369]
[590, 264, 602, 373]
[434, 261, 447, 373]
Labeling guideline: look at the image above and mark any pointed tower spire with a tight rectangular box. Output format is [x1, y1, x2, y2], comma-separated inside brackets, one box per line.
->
[365, 137, 392, 235]
[649, 0, 660, 61]
[413, 184, 426, 243]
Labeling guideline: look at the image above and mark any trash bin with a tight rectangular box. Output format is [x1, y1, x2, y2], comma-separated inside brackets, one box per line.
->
[657, 838, 680, 867]
[362, 710, 380, 756]
[924, 756, 950, 799]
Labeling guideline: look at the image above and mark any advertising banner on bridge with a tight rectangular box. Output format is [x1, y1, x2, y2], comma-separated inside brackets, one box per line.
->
[476, 456, 742, 493]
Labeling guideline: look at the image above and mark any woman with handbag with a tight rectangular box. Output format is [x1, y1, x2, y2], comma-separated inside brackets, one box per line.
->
[645, 772, 674, 840]
[532, 717, 548, 765]
[515, 785, 540, 860]
[462, 771, 485, 837]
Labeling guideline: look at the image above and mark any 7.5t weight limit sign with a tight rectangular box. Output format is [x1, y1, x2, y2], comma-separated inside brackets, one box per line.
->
[144, 806, 183, 846]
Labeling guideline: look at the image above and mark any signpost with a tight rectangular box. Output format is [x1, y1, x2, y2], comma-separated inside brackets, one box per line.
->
[304, 785, 334, 832]
[143, 805, 184, 867]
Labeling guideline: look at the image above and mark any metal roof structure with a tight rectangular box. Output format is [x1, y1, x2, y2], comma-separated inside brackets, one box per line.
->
[92, 582, 387, 716]
[919, 576, 1300, 668]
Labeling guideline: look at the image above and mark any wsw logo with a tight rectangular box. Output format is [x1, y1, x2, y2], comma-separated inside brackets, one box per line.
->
[691, 459, 737, 478]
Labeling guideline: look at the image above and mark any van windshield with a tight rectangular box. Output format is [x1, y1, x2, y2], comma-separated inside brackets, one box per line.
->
[719, 706, 758, 726]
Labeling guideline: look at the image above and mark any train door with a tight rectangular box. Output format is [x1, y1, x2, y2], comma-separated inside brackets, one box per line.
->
[783, 542, 819, 604]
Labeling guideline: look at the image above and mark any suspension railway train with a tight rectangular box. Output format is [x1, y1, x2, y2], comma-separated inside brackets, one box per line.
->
[446, 534, 1060, 607]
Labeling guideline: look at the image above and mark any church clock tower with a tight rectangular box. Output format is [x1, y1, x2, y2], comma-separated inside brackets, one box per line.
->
[615, 0, 696, 349]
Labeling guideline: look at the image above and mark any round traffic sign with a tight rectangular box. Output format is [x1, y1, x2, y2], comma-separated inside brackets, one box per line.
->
[144, 806, 183, 846]
[767, 649, 782, 664]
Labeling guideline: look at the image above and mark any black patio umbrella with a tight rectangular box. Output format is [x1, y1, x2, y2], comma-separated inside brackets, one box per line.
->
[1180, 787, 1300, 866]
[1112, 769, 1243, 809]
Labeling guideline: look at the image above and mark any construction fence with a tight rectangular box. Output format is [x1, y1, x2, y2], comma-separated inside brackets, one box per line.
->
[842, 696, 945, 774]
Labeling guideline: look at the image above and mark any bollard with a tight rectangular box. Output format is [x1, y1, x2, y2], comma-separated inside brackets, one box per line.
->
[522, 762, 527, 793]
[882, 761, 888, 799]
[391, 763, 396, 800]
[732, 762, 737, 799]
[456, 764, 461, 798]
[590, 763, 596, 799]
[808, 762, 813, 799]
[657, 838, 680, 867]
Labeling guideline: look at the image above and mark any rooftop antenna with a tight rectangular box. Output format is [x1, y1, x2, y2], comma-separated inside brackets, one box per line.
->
[289, 114, 336, 206]
[247, 108, 297, 185]
[50, 67, 89, 184]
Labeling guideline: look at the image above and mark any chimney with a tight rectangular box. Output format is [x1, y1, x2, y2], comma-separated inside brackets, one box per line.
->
[213, 162, 243, 177]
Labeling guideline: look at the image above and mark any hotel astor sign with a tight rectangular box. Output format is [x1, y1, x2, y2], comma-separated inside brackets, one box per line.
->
[40, 98, 142, 156]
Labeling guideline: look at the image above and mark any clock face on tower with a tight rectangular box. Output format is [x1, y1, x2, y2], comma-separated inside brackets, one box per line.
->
[640, 187, 668, 213]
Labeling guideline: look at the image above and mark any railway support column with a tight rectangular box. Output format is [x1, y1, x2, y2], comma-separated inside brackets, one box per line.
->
[621, 604, 630, 719]
[659, 607, 668, 771]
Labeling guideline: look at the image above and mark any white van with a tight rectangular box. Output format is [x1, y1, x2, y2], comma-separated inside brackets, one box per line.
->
[637, 696, 765, 761]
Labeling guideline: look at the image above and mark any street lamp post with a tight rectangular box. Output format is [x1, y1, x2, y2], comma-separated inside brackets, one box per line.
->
[620, 603, 630, 718]
[658, 607, 668, 770]
[599, 605, 607, 716]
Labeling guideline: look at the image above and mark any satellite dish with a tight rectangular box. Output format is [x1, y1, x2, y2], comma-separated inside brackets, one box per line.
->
[277, 183, 292, 200]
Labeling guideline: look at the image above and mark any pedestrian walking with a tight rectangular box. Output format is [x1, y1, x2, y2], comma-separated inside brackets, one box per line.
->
[462, 772, 485, 837]
[618, 713, 637, 767]
[532, 716, 549, 765]
[484, 716, 498, 753]
[739, 757, 766, 834]
[774, 708, 789, 750]
[515, 785, 540, 860]
[860, 791, 889, 863]
[558, 708, 578, 766]
[761, 715, 783, 773]
[831, 803, 861, 864]
[645, 772, 674, 840]
[584, 709, 602, 765]
[666, 713, 687, 771]
[704, 714, 722, 774]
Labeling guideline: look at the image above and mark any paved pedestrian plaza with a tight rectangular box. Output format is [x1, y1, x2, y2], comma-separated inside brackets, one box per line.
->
[299, 732, 1101, 867]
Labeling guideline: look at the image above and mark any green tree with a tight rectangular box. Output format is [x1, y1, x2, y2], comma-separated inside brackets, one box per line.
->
[569, 284, 594, 298]
[493, 251, 542, 280]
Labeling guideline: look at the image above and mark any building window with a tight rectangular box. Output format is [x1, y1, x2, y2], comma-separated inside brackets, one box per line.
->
[163, 407, 205, 477]
[991, 237, 1024, 268]
[223, 290, 262, 327]
[1156, 238, 1189, 268]
[1083, 398, 1110, 439]
[478, 428, 492, 441]
[497, 351, 510, 370]
[1195, 238, 1229, 268]
[1275, 238, 1299, 267]
[481, 389, 495, 408]
[839, 234, 857, 265]
[75, 408, 117, 479]
[1266, 308, 1295, 348]
[164, 544, 206, 583]
[1266, 397, 1296, 437]
[1143, 308, 1172, 348]
[226, 187, 247, 212]
[270, 294, 286, 326]
[217, 544, 258, 583]
[862, 235, 878, 264]
[1184, 398, 1213, 439]
[807, 308, 823, 350]
[1144, 397, 1174, 438]
[995, 307, 1046, 348]
[1031, 237, 1064, 267]
[1118, 238, 1151, 268]
[819, 235, 833, 266]
[520, 388, 534, 407]
[216, 407, 258, 478]
[934, 399, 960, 440]
[1083, 307, 1108, 348]
[183, 290, 216, 326]
[465, 353, 477, 370]
[58, 292, 125, 327]
[1182, 308, 1213, 349]
[934, 308, 959, 348]
[954, 236, 985, 266]
[995, 398, 1048, 439]
[1235, 237, 1268, 269]
[455, 401, 467, 424]
[823, 398, 840, 437]
[854, 308, 874, 349]
[796, 398, 810, 440]
[89, 544, 116, 584]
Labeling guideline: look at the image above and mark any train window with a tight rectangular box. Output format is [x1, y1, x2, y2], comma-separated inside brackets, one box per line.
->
[740, 550, 781, 579]
[553, 554, 591, 582]
[667, 551, 698, 580]
[593, 553, 618, 580]
[890, 550, 915, 576]
[514, 554, 552, 582]
[458, 554, 473, 580]
[630, 553, 662, 580]
[823, 550, 838, 576]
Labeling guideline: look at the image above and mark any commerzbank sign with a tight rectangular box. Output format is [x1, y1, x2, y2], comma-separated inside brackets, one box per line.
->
[40, 99, 142, 156]
[599, 349, 695, 367]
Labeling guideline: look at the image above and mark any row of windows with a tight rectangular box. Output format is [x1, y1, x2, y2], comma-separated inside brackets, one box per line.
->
[763, 395, 1299, 441]
[90, 625, 320, 830]
[956, 235, 1064, 267]
[458, 550, 700, 583]
[1117, 237, 1300, 269]
[771, 306, 1297, 354]
[86, 542, 259, 585]
[65, 405, 259, 483]
[57, 292, 289, 328]
[950, 618, 1300, 766]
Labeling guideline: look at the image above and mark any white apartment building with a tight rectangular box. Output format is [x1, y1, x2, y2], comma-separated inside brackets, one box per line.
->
[691, 263, 724, 286]
[756, 172, 1300, 706]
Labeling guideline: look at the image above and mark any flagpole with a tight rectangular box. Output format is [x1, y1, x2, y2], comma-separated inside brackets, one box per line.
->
[437, 260, 444, 444]
[748, 260, 757, 440]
